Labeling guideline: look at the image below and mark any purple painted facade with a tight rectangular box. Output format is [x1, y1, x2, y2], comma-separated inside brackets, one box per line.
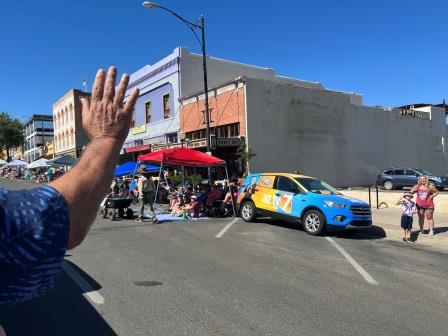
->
[134, 83, 175, 126]
[123, 48, 182, 146]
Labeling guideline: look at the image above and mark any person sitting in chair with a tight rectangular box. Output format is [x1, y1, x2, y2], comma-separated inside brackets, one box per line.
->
[182, 195, 201, 218]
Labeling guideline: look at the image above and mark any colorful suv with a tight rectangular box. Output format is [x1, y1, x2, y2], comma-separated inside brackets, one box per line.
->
[237, 173, 372, 235]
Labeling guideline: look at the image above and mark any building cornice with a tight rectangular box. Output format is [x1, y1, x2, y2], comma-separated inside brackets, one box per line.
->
[127, 57, 180, 90]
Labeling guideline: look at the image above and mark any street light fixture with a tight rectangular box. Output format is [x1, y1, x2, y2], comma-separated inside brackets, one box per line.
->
[141, 2, 212, 157]
[142, 2, 158, 9]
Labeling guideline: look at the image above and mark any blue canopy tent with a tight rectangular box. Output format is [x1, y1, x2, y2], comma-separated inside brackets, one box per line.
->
[114, 161, 159, 177]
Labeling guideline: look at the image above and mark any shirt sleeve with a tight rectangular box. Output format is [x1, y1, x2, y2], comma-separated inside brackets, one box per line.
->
[0, 186, 70, 306]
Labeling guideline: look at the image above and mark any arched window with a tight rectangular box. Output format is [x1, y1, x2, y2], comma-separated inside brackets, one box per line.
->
[70, 129, 75, 147]
[65, 107, 68, 125]
[69, 104, 74, 121]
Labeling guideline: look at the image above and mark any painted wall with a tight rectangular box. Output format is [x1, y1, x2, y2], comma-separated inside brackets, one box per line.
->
[53, 90, 89, 157]
[179, 47, 325, 100]
[133, 83, 174, 126]
[124, 49, 181, 146]
[180, 81, 246, 136]
[245, 78, 448, 187]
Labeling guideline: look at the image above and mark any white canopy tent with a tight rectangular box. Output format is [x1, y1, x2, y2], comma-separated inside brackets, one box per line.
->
[27, 158, 49, 169]
[6, 159, 27, 167]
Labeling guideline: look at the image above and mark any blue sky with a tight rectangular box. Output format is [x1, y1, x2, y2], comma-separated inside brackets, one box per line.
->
[0, 0, 446, 120]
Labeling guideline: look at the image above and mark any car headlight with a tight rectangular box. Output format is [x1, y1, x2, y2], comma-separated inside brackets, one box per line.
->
[324, 200, 347, 208]
[433, 177, 442, 182]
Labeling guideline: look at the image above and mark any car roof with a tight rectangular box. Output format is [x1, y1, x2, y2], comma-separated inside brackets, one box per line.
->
[248, 172, 315, 179]
[383, 167, 416, 170]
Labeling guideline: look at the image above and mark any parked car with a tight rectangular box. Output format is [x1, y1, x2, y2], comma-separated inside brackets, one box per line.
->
[376, 168, 448, 190]
[237, 173, 372, 236]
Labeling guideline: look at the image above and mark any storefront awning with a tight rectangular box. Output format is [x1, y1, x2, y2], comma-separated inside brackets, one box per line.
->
[124, 145, 151, 154]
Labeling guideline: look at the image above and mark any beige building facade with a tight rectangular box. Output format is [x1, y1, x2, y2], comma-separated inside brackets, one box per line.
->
[53, 89, 90, 158]
[11, 146, 25, 161]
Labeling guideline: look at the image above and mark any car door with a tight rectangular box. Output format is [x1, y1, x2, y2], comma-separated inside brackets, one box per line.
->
[404, 169, 419, 187]
[251, 175, 277, 213]
[393, 169, 406, 187]
[274, 176, 306, 220]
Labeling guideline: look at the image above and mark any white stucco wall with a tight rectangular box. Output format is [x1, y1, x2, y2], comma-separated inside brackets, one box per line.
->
[245, 78, 448, 187]
[179, 47, 326, 98]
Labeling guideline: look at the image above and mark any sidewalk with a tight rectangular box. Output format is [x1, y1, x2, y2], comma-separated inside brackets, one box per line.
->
[370, 207, 448, 251]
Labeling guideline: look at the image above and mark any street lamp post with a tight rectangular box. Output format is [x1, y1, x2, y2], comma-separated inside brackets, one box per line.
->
[142, 2, 212, 180]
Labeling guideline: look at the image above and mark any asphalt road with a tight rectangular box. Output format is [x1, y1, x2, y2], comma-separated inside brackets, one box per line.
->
[1, 179, 448, 336]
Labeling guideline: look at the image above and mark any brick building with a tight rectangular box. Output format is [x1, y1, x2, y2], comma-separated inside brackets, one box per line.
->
[180, 78, 246, 175]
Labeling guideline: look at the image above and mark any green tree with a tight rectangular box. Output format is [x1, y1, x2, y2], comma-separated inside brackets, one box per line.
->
[0, 112, 24, 162]
[237, 143, 256, 176]
[188, 173, 203, 187]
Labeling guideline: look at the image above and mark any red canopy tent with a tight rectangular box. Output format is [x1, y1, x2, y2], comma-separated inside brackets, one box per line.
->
[137, 147, 235, 217]
[138, 147, 225, 167]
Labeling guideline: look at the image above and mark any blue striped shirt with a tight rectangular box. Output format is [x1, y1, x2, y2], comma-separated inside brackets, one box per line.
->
[0, 186, 69, 306]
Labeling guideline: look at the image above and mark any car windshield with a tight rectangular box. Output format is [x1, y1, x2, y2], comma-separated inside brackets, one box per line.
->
[415, 169, 433, 176]
[294, 177, 341, 195]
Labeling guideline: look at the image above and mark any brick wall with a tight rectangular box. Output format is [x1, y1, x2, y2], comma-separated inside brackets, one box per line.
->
[180, 86, 246, 136]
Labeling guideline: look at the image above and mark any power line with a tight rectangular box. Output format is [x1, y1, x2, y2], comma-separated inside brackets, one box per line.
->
[0, 2, 159, 50]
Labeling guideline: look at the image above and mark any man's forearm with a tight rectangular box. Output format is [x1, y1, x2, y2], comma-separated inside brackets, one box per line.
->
[51, 139, 122, 249]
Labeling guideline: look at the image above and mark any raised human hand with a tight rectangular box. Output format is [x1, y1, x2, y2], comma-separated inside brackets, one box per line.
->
[81, 66, 139, 145]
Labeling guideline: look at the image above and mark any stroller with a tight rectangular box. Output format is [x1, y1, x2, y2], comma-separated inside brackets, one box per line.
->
[100, 197, 134, 221]
[205, 200, 234, 218]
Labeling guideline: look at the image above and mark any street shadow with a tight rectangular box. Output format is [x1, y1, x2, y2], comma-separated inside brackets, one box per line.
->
[256, 217, 386, 240]
[327, 225, 386, 240]
[410, 226, 448, 242]
[0, 260, 117, 336]
[256, 217, 303, 232]
[435, 226, 448, 234]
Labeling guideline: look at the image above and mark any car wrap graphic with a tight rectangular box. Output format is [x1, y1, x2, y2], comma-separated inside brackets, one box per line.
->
[239, 173, 372, 229]
[276, 192, 293, 213]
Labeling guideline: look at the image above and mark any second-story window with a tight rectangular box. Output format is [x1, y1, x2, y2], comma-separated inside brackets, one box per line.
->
[130, 109, 135, 128]
[145, 101, 152, 124]
[163, 94, 171, 119]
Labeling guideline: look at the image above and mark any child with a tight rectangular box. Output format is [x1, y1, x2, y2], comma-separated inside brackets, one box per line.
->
[396, 191, 416, 242]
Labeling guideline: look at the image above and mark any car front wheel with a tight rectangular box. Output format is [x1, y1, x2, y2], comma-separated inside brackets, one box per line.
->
[303, 210, 326, 235]
[240, 201, 256, 222]
[383, 180, 394, 190]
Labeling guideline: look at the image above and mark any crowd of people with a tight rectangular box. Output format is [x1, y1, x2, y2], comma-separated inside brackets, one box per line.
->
[107, 167, 239, 221]
[168, 183, 238, 219]
[0, 165, 66, 183]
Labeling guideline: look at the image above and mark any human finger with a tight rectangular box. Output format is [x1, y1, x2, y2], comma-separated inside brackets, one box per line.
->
[91, 69, 106, 102]
[104, 66, 117, 102]
[80, 96, 90, 121]
[124, 88, 139, 114]
[114, 73, 130, 107]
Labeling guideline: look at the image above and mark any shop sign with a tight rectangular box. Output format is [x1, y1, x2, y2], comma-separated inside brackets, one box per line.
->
[152, 143, 183, 151]
[132, 125, 147, 135]
[188, 139, 207, 149]
[213, 137, 241, 147]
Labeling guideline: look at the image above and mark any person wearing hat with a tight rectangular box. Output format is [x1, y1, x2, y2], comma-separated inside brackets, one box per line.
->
[182, 194, 201, 218]
[396, 191, 417, 242]
[136, 166, 156, 222]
